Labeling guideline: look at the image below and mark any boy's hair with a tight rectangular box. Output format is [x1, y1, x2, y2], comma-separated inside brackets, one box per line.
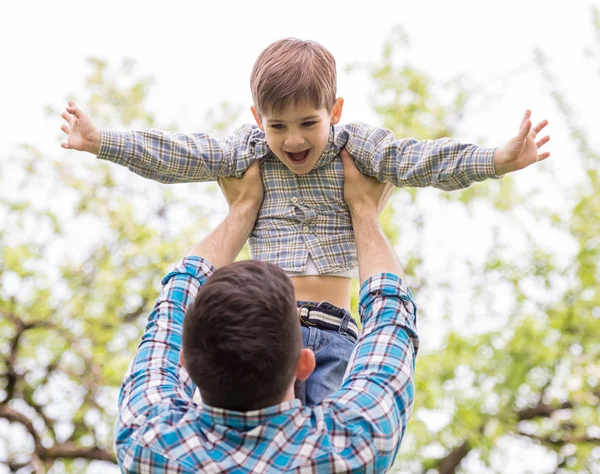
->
[250, 38, 337, 115]
[182, 260, 301, 411]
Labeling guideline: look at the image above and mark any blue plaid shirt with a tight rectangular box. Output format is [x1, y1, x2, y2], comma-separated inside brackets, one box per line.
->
[99, 123, 499, 274]
[116, 257, 419, 473]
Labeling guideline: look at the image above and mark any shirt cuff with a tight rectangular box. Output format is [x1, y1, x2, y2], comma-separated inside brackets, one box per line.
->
[161, 256, 216, 287]
[97, 129, 131, 165]
[358, 272, 418, 335]
[472, 146, 502, 181]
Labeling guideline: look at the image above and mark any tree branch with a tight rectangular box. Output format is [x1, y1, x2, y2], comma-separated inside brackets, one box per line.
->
[517, 400, 573, 421]
[45, 443, 117, 464]
[0, 404, 117, 465]
[0, 403, 43, 453]
[430, 399, 575, 473]
[437, 441, 470, 474]
[519, 430, 600, 447]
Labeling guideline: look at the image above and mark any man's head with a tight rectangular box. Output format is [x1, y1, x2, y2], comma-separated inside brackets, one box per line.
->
[182, 260, 314, 411]
[250, 38, 344, 175]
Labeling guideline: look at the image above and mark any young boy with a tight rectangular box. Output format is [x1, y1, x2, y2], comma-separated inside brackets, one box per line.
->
[61, 38, 550, 406]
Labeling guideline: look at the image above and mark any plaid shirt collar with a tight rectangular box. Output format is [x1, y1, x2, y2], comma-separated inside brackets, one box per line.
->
[200, 399, 301, 431]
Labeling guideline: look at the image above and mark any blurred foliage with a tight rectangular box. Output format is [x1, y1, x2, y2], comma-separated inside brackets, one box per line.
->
[2, 8, 600, 473]
[368, 10, 599, 474]
[0, 59, 220, 473]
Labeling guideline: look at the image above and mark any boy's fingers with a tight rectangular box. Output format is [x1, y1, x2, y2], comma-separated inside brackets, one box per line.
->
[61, 124, 70, 135]
[61, 111, 72, 123]
[519, 119, 532, 138]
[538, 151, 551, 161]
[519, 109, 531, 130]
[530, 120, 548, 139]
[66, 105, 84, 118]
[536, 135, 550, 148]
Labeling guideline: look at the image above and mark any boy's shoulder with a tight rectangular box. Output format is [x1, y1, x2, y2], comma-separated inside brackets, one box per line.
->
[332, 121, 395, 147]
[214, 124, 270, 163]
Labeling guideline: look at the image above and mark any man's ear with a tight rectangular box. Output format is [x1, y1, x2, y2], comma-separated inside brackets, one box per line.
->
[251, 106, 264, 130]
[330, 97, 344, 125]
[295, 348, 316, 382]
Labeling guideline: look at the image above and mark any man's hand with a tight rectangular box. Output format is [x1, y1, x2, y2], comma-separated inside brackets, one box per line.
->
[494, 110, 550, 175]
[217, 161, 264, 213]
[340, 149, 393, 217]
[187, 162, 263, 268]
[340, 149, 404, 283]
[60, 101, 102, 155]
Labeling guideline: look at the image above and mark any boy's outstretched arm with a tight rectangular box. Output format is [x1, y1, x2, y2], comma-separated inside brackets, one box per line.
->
[493, 109, 550, 175]
[60, 102, 261, 184]
[345, 110, 550, 192]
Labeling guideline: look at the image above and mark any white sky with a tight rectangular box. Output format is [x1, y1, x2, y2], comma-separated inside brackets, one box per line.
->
[0, 0, 597, 161]
[1, 1, 598, 473]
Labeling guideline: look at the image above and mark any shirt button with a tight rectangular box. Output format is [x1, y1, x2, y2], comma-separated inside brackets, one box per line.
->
[291, 197, 298, 204]
[302, 226, 310, 233]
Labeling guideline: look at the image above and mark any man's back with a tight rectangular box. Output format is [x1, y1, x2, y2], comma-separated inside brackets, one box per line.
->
[115, 258, 417, 473]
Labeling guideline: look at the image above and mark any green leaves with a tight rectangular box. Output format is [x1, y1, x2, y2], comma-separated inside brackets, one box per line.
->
[359, 13, 600, 474]
[0, 58, 223, 473]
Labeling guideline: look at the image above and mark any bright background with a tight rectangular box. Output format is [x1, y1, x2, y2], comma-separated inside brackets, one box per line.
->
[1, 1, 598, 473]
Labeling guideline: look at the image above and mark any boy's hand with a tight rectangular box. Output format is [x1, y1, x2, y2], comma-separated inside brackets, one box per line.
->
[217, 161, 264, 214]
[60, 101, 102, 155]
[494, 110, 550, 175]
[340, 149, 393, 217]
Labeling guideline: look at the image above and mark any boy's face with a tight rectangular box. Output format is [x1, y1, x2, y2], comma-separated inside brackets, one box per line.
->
[251, 98, 344, 175]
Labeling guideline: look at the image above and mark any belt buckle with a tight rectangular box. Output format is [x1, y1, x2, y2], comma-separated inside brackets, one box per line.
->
[298, 304, 317, 327]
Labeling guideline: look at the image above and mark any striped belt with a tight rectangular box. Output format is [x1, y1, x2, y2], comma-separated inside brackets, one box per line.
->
[298, 304, 359, 341]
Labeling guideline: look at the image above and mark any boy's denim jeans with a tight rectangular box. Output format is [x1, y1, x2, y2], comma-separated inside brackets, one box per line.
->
[295, 301, 358, 407]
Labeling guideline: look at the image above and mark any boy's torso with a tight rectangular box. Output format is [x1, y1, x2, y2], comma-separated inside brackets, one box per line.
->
[251, 150, 357, 275]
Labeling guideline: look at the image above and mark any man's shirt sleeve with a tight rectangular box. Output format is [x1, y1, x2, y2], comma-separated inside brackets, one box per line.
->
[324, 272, 419, 473]
[341, 122, 501, 191]
[115, 256, 215, 464]
[97, 124, 266, 183]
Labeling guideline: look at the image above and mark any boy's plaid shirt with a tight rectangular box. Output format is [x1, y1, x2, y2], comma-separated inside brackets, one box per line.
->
[115, 256, 419, 473]
[99, 122, 498, 274]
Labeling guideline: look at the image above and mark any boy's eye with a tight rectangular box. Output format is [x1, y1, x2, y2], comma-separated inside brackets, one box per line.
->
[302, 121, 317, 127]
[270, 124, 285, 130]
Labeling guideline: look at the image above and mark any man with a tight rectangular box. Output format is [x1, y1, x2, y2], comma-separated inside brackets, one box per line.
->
[115, 150, 419, 473]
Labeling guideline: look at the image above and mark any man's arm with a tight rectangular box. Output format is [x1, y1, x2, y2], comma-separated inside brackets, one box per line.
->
[60, 101, 264, 183]
[115, 163, 263, 469]
[340, 152, 403, 284]
[342, 110, 550, 191]
[320, 151, 417, 472]
[186, 161, 264, 267]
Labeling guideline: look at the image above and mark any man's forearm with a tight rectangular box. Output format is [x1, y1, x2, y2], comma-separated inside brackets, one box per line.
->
[352, 212, 406, 285]
[186, 204, 258, 269]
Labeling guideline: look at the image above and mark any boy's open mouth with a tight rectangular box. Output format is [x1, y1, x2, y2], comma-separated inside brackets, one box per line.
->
[285, 150, 310, 163]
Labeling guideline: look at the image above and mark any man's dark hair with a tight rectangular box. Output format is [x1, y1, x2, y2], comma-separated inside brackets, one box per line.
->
[182, 260, 301, 411]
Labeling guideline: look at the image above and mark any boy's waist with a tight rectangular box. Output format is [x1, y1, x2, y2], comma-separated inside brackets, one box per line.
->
[291, 272, 353, 310]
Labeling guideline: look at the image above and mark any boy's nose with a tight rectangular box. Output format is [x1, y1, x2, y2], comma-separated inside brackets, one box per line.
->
[284, 133, 305, 148]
